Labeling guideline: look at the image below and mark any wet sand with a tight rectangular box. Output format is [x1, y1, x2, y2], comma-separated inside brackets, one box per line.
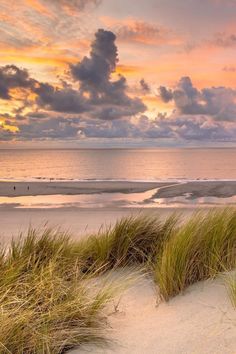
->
[1, 180, 236, 200]
[153, 180, 236, 199]
[0, 181, 172, 197]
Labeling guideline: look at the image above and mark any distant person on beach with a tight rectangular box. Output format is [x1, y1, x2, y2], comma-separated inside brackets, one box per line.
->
[27, 186, 29, 191]
[13, 186, 16, 190]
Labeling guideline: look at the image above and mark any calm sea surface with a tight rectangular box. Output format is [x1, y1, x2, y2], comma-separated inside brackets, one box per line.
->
[0, 148, 236, 181]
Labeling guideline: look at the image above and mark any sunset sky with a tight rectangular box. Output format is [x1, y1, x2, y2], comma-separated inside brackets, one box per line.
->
[0, 0, 236, 147]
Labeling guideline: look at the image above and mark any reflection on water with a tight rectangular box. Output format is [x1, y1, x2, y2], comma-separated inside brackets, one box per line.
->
[1, 188, 236, 209]
[1, 148, 236, 181]
[0, 188, 158, 209]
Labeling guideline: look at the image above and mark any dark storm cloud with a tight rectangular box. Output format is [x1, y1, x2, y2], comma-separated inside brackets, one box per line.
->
[159, 76, 236, 121]
[0, 65, 35, 99]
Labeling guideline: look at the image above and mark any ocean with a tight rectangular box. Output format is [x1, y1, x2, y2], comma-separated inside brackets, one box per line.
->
[1, 148, 236, 209]
[1, 148, 236, 181]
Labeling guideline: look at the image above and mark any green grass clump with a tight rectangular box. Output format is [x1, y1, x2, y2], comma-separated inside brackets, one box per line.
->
[156, 209, 236, 300]
[78, 214, 179, 273]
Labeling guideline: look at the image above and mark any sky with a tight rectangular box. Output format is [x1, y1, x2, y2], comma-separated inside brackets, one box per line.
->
[0, 0, 236, 147]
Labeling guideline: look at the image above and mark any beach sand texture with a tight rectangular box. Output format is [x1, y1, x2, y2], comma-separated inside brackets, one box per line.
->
[73, 274, 236, 354]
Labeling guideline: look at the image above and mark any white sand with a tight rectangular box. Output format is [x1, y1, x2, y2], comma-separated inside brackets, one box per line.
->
[74, 274, 236, 354]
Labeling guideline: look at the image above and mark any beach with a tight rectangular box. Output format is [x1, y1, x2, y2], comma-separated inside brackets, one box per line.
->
[1, 179, 236, 240]
[1, 180, 236, 353]
[2, 179, 236, 242]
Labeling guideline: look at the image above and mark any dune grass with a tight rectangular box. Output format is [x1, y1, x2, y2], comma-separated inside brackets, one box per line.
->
[1, 208, 236, 352]
[77, 214, 179, 273]
[226, 273, 236, 308]
[155, 209, 236, 300]
[0, 230, 122, 354]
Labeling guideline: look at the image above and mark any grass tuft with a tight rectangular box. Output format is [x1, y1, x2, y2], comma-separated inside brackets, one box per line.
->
[78, 214, 180, 273]
[155, 209, 236, 300]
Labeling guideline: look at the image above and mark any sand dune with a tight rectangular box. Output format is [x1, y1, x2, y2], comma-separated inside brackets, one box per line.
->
[74, 274, 236, 354]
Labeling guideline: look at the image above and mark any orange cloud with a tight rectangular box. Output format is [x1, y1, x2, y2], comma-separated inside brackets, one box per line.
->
[116, 64, 143, 76]
[101, 16, 184, 46]
[25, 0, 54, 17]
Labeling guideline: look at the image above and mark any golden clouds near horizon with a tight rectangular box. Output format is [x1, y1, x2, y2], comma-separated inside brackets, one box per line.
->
[0, 118, 19, 133]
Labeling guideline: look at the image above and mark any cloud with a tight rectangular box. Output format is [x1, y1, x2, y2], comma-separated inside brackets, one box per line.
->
[100, 18, 181, 46]
[159, 76, 236, 121]
[0, 29, 146, 119]
[223, 65, 236, 72]
[34, 82, 90, 113]
[71, 29, 118, 93]
[17, 116, 80, 140]
[0, 29, 147, 141]
[1, 24, 236, 144]
[159, 86, 173, 103]
[0, 65, 35, 99]
[70, 29, 146, 116]
[47, 0, 101, 11]
[208, 32, 236, 48]
[116, 20, 172, 45]
[140, 79, 150, 94]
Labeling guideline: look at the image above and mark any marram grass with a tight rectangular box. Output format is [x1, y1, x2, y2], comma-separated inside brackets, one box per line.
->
[155, 209, 236, 300]
[0, 229, 124, 354]
[0, 209, 236, 353]
[78, 213, 179, 273]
